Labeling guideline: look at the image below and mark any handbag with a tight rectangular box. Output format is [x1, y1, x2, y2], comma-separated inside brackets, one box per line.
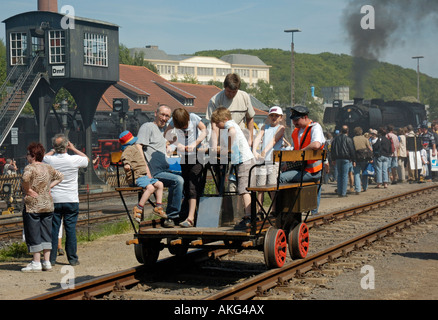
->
[356, 148, 373, 161]
[364, 163, 375, 176]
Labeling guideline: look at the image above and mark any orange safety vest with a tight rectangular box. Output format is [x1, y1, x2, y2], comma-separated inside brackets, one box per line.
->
[291, 122, 323, 173]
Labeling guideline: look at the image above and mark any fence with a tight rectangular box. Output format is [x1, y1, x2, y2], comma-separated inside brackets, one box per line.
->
[0, 171, 126, 200]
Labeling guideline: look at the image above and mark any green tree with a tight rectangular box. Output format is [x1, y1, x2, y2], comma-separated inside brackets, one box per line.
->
[119, 44, 158, 73]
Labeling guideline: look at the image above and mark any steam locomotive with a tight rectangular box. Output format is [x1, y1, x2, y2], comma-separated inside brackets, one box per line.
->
[323, 98, 428, 134]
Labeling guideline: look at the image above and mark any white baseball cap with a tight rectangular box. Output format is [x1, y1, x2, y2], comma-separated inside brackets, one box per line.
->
[268, 106, 283, 115]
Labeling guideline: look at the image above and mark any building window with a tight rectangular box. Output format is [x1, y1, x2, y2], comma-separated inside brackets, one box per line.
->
[84, 33, 108, 67]
[31, 37, 44, 58]
[216, 68, 231, 76]
[157, 64, 175, 75]
[10, 32, 27, 65]
[49, 31, 66, 64]
[198, 67, 213, 76]
[178, 66, 195, 75]
[136, 95, 148, 104]
[235, 69, 250, 78]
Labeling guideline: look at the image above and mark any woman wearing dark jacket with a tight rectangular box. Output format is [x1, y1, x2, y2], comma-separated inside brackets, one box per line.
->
[372, 128, 392, 188]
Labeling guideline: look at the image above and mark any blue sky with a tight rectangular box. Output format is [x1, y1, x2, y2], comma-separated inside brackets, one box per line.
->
[1, 0, 437, 79]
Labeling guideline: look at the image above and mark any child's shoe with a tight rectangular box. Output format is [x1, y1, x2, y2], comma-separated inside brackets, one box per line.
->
[152, 206, 167, 219]
[132, 206, 143, 223]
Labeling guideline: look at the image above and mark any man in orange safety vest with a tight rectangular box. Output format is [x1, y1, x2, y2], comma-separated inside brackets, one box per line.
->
[279, 106, 326, 214]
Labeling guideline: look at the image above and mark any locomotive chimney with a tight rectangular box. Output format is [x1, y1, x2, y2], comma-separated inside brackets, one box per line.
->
[353, 98, 364, 105]
[38, 0, 58, 12]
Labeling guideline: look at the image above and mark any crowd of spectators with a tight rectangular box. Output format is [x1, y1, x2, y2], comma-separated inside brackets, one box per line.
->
[324, 122, 438, 197]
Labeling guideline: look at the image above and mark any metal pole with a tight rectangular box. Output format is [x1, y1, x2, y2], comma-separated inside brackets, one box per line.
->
[412, 56, 424, 102]
[291, 37, 295, 107]
[284, 29, 301, 107]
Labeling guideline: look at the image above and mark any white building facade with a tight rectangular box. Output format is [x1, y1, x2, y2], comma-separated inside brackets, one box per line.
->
[130, 46, 271, 86]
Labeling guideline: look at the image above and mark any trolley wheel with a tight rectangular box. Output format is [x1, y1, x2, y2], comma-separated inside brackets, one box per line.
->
[288, 222, 309, 259]
[263, 227, 287, 269]
[167, 238, 189, 257]
[134, 239, 160, 266]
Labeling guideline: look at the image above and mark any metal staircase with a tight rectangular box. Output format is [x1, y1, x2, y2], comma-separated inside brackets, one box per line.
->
[0, 53, 45, 146]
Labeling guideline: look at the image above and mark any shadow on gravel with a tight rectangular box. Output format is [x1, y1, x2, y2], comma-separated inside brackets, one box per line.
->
[393, 252, 438, 261]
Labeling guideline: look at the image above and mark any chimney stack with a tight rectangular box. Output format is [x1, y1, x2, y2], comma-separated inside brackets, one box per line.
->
[38, 0, 58, 12]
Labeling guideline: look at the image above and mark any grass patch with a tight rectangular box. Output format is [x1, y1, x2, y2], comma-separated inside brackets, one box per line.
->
[0, 242, 30, 262]
[0, 220, 133, 262]
[75, 219, 133, 243]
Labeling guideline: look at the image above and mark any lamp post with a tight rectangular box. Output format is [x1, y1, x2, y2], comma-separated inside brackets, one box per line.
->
[412, 56, 424, 102]
[284, 29, 301, 107]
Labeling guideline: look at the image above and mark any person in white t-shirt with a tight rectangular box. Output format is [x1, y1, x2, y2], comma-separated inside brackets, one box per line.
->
[206, 73, 255, 147]
[43, 134, 89, 266]
[210, 107, 255, 231]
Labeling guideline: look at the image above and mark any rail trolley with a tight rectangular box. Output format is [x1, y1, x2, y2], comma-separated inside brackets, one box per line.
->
[112, 149, 326, 269]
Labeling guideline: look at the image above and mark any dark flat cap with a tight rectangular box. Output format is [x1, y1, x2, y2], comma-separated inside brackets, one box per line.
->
[290, 105, 309, 120]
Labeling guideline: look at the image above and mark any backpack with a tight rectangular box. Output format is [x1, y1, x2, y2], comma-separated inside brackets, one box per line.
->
[386, 134, 395, 153]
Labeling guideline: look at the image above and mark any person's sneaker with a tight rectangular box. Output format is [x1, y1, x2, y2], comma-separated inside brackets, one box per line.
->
[42, 261, 52, 272]
[152, 206, 168, 219]
[21, 261, 42, 273]
[58, 248, 65, 256]
[234, 217, 251, 231]
[70, 260, 80, 266]
[132, 206, 143, 223]
[162, 218, 175, 228]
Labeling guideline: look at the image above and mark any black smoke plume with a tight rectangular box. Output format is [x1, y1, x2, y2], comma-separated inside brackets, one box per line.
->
[343, 0, 438, 96]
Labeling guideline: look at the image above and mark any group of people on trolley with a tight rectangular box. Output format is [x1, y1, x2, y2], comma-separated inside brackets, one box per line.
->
[18, 72, 327, 272]
[118, 73, 326, 231]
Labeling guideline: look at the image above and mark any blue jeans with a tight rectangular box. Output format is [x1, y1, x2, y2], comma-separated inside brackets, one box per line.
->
[336, 159, 350, 196]
[374, 156, 389, 184]
[353, 161, 369, 192]
[279, 169, 322, 214]
[50, 202, 79, 264]
[154, 170, 184, 220]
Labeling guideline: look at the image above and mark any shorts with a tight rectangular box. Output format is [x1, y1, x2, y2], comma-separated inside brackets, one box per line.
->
[237, 158, 256, 195]
[22, 209, 53, 253]
[136, 176, 159, 188]
[256, 163, 280, 186]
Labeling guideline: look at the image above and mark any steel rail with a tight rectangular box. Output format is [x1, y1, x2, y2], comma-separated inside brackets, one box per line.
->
[204, 204, 438, 300]
[19, 186, 438, 300]
[27, 247, 229, 300]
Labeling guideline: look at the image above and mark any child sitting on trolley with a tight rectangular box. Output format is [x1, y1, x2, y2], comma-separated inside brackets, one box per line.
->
[210, 107, 255, 230]
[164, 108, 207, 228]
[119, 130, 167, 223]
[252, 106, 285, 214]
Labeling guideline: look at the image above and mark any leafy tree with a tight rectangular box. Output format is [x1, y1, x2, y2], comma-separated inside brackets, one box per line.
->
[119, 44, 158, 73]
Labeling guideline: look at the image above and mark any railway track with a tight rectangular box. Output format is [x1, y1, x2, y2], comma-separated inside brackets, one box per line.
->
[27, 185, 438, 300]
[0, 191, 140, 240]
